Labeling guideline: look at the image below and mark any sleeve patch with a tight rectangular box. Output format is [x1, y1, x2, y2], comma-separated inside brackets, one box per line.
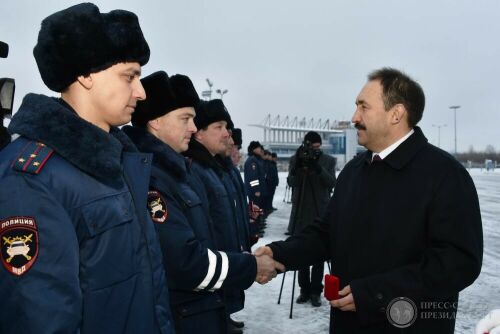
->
[147, 190, 168, 224]
[0, 216, 39, 276]
[251, 163, 257, 170]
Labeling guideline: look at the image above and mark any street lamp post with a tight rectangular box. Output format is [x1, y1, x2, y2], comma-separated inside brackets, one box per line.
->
[201, 78, 213, 100]
[449, 105, 461, 154]
[432, 124, 447, 148]
[216, 89, 228, 100]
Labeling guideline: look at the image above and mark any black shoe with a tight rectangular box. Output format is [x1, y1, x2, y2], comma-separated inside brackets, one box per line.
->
[310, 294, 321, 307]
[284, 231, 290, 236]
[229, 317, 244, 328]
[296, 293, 310, 304]
[227, 323, 243, 334]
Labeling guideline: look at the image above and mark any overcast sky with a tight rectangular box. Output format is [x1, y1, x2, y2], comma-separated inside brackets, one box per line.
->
[1, 0, 499, 153]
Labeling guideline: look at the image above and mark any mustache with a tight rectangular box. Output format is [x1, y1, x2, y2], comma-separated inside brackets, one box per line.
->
[354, 123, 366, 130]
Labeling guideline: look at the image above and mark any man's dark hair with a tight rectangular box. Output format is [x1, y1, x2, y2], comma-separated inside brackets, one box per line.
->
[368, 67, 425, 128]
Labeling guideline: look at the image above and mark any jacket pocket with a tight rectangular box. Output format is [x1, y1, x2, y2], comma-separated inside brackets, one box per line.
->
[81, 192, 134, 237]
[81, 273, 141, 334]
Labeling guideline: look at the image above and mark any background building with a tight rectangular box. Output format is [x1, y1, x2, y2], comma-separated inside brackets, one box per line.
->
[249, 114, 364, 170]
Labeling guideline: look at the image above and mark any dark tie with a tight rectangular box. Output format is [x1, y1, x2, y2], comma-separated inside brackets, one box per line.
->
[372, 154, 382, 163]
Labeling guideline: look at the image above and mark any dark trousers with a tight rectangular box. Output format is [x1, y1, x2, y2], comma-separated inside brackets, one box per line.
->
[298, 262, 324, 295]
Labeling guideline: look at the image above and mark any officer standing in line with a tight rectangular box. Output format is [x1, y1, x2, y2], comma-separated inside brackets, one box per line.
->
[231, 129, 263, 246]
[244, 141, 268, 212]
[217, 127, 251, 254]
[0, 4, 174, 333]
[230, 128, 243, 168]
[261, 150, 274, 216]
[123, 71, 273, 333]
[215, 125, 253, 331]
[184, 100, 283, 334]
[269, 152, 280, 210]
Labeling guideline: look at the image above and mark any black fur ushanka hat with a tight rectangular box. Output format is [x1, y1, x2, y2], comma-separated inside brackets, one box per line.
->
[194, 99, 232, 131]
[131, 71, 200, 128]
[33, 2, 150, 92]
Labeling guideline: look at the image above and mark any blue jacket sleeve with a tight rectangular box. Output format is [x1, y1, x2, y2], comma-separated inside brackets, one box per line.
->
[0, 176, 81, 334]
[155, 191, 257, 292]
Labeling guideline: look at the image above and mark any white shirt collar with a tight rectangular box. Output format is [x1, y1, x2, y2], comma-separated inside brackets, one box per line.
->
[372, 129, 414, 161]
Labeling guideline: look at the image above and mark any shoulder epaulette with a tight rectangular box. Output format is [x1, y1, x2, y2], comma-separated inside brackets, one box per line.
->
[11, 141, 54, 174]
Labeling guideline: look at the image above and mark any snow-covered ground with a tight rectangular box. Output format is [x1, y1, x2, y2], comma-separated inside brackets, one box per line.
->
[235, 169, 500, 333]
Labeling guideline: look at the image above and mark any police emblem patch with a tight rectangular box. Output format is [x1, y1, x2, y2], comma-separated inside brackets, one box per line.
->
[147, 190, 168, 223]
[0, 216, 39, 276]
[251, 163, 256, 170]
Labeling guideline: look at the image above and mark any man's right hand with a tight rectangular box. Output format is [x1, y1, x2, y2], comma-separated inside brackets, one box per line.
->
[254, 246, 273, 258]
[255, 192, 261, 197]
[254, 246, 286, 279]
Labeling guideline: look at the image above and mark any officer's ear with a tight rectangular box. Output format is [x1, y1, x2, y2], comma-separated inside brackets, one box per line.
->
[148, 118, 161, 131]
[76, 74, 93, 90]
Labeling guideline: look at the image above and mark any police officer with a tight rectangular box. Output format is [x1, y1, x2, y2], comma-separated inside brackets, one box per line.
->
[0, 4, 174, 333]
[244, 141, 268, 211]
[231, 129, 262, 246]
[123, 71, 268, 333]
[184, 100, 281, 333]
[269, 152, 279, 210]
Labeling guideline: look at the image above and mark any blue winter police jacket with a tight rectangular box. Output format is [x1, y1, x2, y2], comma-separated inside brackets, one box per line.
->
[123, 126, 257, 332]
[0, 94, 174, 334]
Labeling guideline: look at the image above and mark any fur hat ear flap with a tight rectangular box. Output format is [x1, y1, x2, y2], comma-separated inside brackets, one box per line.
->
[33, 3, 150, 92]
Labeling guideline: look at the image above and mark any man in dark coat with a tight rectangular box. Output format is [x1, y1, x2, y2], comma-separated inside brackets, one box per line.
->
[286, 131, 336, 307]
[256, 68, 483, 333]
[0, 4, 174, 333]
[123, 71, 266, 333]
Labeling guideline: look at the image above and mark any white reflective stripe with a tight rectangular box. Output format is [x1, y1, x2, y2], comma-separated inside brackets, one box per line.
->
[250, 180, 260, 187]
[195, 249, 217, 291]
[212, 251, 229, 290]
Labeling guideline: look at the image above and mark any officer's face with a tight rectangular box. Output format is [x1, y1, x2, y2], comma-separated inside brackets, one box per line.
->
[85, 62, 145, 131]
[194, 121, 229, 156]
[231, 146, 241, 166]
[224, 132, 234, 157]
[151, 107, 197, 153]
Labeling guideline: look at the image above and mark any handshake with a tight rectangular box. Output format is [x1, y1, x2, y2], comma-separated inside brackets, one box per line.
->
[253, 246, 285, 284]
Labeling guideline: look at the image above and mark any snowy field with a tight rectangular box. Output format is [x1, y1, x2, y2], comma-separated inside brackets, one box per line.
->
[235, 169, 500, 333]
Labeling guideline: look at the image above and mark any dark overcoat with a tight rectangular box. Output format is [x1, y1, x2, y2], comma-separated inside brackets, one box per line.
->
[287, 151, 336, 234]
[270, 127, 483, 334]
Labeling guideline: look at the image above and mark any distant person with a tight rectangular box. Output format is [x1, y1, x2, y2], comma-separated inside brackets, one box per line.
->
[244, 141, 268, 212]
[269, 152, 279, 210]
[257, 68, 483, 333]
[286, 131, 336, 307]
[0, 4, 174, 333]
